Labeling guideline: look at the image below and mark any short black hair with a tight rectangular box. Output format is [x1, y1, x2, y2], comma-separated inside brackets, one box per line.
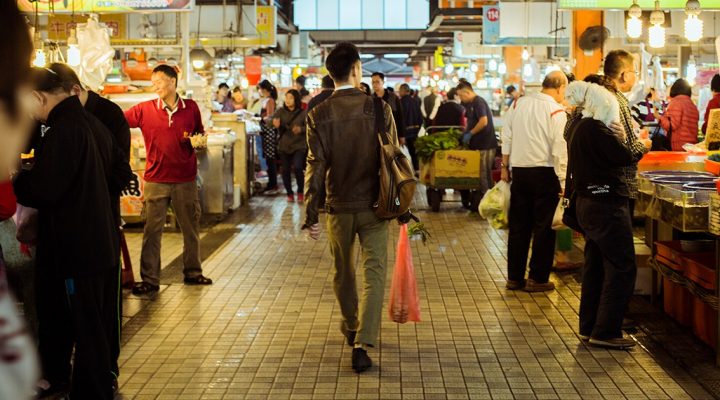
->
[506, 85, 516, 94]
[359, 82, 371, 95]
[153, 65, 178, 86]
[295, 75, 306, 86]
[456, 80, 473, 92]
[48, 62, 82, 93]
[604, 49, 634, 79]
[31, 67, 68, 94]
[321, 75, 334, 89]
[284, 89, 302, 110]
[399, 83, 410, 91]
[669, 78, 692, 98]
[565, 72, 576, 83]
[584, 74, 615, 91]
[325, 42, 360, 82]
[447, 88, 458, 100]
[371, 72, 385, 81]
[711, 74, 720, 93]
[218, 82, 230, 90]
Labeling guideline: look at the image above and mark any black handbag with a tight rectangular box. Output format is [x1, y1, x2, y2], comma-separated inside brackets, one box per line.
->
[650, 123, 671, 151]
[260, 122, 279, 159]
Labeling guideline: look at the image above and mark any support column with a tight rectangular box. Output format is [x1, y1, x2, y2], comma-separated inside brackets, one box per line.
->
[180, 12, 191, 88]
[572, 10, 603, 80]
[503, 46, 522, 86]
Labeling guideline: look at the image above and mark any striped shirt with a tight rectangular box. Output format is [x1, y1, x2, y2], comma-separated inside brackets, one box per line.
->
[615, 91, 649, 200]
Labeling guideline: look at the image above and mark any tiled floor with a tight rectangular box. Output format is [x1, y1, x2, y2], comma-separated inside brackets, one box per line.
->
[117, 191, 719, 400]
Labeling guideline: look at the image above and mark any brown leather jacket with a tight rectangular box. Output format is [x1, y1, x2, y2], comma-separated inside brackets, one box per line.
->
[304, 88, 398, 226]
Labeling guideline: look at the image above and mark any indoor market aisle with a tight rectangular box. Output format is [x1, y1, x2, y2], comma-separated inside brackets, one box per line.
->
[116, 193, 719, 400]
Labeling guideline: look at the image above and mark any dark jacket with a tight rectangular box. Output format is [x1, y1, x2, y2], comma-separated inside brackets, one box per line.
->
[374, 90, 405, 138]
[400, 94, 423, 136]
[567, 117, 634, 199]
[85, 91, 131, 161]
[434, 101, 466, 129]
[274, 106, 308, 155]
[307, 89, 334, 113]
[304, 88, 399, 226]
[14, 97, 118, 278]
[84, 90, 133, 225]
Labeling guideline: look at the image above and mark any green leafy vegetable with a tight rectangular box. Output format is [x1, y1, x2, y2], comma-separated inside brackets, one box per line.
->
[415, 129, 463, 163]
[708, 154, 720, 162]
[408, 222, 431, 245]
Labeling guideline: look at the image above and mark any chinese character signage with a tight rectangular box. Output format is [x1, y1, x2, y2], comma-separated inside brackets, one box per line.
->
[706, 109, 720, 155]
[18, 0, 194, 13]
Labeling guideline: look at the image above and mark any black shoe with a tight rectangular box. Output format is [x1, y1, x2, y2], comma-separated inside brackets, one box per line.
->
[131, 282, 159, 295]
[183, 275, 213, 285]
[37, 381, 70, 399]
[351, 348, 372, 373]
[341, 326, 356, 347]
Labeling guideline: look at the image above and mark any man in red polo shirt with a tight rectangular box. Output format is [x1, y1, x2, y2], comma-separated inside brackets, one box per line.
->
[125, 65, 212, 295]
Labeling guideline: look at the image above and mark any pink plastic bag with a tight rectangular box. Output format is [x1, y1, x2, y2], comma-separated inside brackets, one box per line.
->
[388, 224, 421, 323]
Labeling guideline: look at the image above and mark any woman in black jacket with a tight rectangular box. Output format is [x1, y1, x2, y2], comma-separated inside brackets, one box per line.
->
[566, 108, 637, 350]
[273, 89, 308, 202]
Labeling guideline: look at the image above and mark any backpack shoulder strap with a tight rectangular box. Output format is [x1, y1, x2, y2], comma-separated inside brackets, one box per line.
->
[373, 97, 389, 145]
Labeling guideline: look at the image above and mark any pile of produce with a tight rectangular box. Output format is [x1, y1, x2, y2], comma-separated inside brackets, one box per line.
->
[707, 153, 720, 162]
[414, 129, 463, 163]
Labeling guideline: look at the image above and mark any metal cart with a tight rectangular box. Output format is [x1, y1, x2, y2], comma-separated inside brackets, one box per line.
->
[420, 126, 484, 212]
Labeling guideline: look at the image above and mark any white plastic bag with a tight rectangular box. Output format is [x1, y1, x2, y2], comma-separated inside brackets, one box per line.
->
[76, 15, 114, 90]
[478, 181, 510, 229]
[551, 198, 566, 230]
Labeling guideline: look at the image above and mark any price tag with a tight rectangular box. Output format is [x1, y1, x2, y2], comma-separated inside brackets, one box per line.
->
[706, 109, 720, 155]
[709, 193, 720, 236]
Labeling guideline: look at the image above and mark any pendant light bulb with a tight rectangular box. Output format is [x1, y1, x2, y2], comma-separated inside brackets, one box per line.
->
[684, 0, 703, 42]
[521, 48, 530, 61]
[686, 55, 697, 84]
[523, 63, 533, 78]
[32, 32, 46, 67]
[487, 59, 497, 72]
[498, 62, 507, 75]
[649, 1, 666, 48]
[66, 28, 80, 67]
[626, 1, 643, 39]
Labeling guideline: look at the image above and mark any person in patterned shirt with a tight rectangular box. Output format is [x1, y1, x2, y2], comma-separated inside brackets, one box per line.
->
[603, 50, 651, 218]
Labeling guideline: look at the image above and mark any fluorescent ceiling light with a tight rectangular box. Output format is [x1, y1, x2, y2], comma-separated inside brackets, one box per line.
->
[384, 53, 409, 59]
[360, 54, 376, 59]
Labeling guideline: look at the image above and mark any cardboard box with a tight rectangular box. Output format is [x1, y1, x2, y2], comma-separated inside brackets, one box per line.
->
[420, 150, 481, 188]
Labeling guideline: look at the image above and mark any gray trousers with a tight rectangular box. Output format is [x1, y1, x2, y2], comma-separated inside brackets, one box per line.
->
[140, 181, 202, 286]
[327, 211, 389, 347]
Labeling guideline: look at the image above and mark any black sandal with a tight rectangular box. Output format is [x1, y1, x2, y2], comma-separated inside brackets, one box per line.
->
[184, 275, 213, 285]
[131, 282, 159, 295]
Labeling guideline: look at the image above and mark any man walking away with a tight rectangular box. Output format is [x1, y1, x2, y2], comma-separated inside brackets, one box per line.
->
[304, 42, 399, 374]
[501, 71, 568, 292]
[399, 83, 423, 171]
[125, 65, 212, 295]
[307, 75, 334, 112]
[371, 72, 405, 145]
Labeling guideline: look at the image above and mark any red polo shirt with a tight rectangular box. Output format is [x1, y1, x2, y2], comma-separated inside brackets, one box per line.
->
[125, 97, 204, 183]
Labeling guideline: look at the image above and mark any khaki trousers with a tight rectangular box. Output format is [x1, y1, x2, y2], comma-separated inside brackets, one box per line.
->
[140, 181, 202, 286]
[327, 211, 389, 347]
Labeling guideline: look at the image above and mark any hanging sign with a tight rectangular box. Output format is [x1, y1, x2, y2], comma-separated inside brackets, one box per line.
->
[17, 0, 194, 13]
[482, 6, 500, 45]
[454, 31, 483, 57]
[46, 14, 126, 41]
[254, 5, 277, 48]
